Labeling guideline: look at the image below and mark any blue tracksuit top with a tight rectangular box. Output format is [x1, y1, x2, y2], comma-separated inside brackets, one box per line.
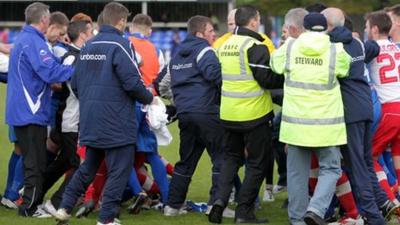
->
[6, 25, 73, 126]
[170, 34, 221, 115]
[71, 25, 153, 149]
[329, 26, 375, 123]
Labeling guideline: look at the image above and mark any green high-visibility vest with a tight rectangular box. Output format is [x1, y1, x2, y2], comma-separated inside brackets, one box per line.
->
[217, 35, 273, 122]
[270, 32, 351, 147]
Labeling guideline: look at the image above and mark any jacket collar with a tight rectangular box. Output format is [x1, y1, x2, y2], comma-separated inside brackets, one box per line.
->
[69, 43, 81, 52]
[233, 26, 264, 42]
[23, 25, 46, 41]
[99, 25, 123, 36]
[131, 32, 148, 40]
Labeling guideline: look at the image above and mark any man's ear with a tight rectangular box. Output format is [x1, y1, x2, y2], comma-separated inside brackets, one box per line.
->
[195, 31, 204, 38]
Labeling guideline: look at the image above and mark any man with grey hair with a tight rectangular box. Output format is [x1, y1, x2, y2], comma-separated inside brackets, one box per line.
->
[323, 7, 397, 224]
[5, 1, 73, 217]
[284, 8, 308, 39]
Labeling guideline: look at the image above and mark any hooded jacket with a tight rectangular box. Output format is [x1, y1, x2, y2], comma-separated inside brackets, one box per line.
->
[329, 26, 375, 123]
[170, 34, 221, 115]
[271, 31, 351, 147]
[71, 25, 153, 148]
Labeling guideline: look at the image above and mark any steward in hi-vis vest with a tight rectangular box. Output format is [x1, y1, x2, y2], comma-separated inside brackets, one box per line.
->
[270, 12, 351, 225]
[271, 21, 351, 147]
[209, 6, 283, 224]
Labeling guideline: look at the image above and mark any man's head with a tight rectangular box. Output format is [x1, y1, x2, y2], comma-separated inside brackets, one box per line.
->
[71, 13, 93, 24]
[71, 13, 94, 37]
[321, 8, 345, 32]
[365, 11, 392, 40]
[131, 14, 153, 37]
[24, 2, 50, 33]
[235, 5, 260, 32]
[284, 8, 308, 38]
[46, 12, 69, 45]
[187, 15, 216, 45]
[385, 5, 400, 41]
[67, 20, 93, 47]
[102, 2, 130, 32]
[227, 9, 237, 33]
[303, 13, 328, 33]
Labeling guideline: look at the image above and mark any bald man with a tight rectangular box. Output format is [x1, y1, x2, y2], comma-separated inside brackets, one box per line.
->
[323, 8, 395, 224]
[213, 9, 275, 54]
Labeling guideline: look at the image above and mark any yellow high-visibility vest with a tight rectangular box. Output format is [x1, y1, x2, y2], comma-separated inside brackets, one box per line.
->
[270, 32, 351, 147]
[218, 35, 273, 122]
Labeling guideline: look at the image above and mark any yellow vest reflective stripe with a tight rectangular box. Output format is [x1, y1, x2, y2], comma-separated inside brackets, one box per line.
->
[281, 39, 344, 126]
[271, 35, 348, 147]
[284, 39, 337, 91]
[219, 35, 273, 122]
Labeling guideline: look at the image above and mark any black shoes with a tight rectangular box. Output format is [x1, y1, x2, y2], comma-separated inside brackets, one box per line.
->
[234, 217, 269, 224]
[380, 200, 400, 220]
[304, 211, 326, 225]
[208, 204, 224, 224]
[128, 192, 149, 215]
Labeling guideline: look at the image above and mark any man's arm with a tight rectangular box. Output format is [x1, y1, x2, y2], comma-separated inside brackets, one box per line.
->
[154, 65, 173, 101]
[26, 41, 73, 83]
[248, 43, 284, 89]
[113, 44, 153, 105]
[335, 45, 352, 78]
[364, 40, 380, 64]
[197, 47, 221, 86]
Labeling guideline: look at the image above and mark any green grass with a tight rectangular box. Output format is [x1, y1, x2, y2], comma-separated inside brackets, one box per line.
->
[0, 84, 289, 225]
[0, 84, 397, 225]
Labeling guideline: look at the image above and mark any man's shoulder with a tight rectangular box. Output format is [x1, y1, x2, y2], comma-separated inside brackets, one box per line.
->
[91, 33, 132, 50]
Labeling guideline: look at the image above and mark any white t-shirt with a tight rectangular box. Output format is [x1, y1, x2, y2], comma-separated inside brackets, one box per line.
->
[61, 50, 79, 133]
[369, 39, 400, 103]
[0, 52, 9, 73]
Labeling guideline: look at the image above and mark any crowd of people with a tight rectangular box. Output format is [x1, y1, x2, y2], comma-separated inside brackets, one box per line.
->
[1, 1, 400, 225]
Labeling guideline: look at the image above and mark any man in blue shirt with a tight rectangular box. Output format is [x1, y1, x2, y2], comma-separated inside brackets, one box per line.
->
[5, 2, 73, 217]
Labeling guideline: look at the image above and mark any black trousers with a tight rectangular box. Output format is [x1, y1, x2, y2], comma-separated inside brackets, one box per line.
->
[40, 132, 79, 208]
[265, 138, 287, 186]
[167, 113, 224, 208]
[216, 122, 273, 219]
[14, 125, 48, 215]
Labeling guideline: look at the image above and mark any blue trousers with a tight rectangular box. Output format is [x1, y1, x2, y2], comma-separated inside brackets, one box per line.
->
[287, 145, 341, 225]
[60, 145, 134, 223]
[341, 121, 386, 224]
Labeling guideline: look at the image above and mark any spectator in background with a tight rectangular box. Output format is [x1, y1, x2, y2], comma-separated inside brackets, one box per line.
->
[5, 2, 73, 217]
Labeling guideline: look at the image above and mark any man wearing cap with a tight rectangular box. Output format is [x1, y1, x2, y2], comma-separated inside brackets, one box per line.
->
[270, 13, 351, 225]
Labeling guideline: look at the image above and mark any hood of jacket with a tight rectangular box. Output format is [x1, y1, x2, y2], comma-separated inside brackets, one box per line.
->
[297, 31, 330, 56]
[329, 26, 353, 44]
[178, 34, 209, 57]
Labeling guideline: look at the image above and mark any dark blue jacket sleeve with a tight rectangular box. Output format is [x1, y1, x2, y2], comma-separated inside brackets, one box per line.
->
[113, 45, 153, 104]
[0, 72, 7, 83]
[197, 49, 222, 86]
[365, 40, 380, 64]
[154, 66, 167, 96]
[26, 41, 74, 83]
